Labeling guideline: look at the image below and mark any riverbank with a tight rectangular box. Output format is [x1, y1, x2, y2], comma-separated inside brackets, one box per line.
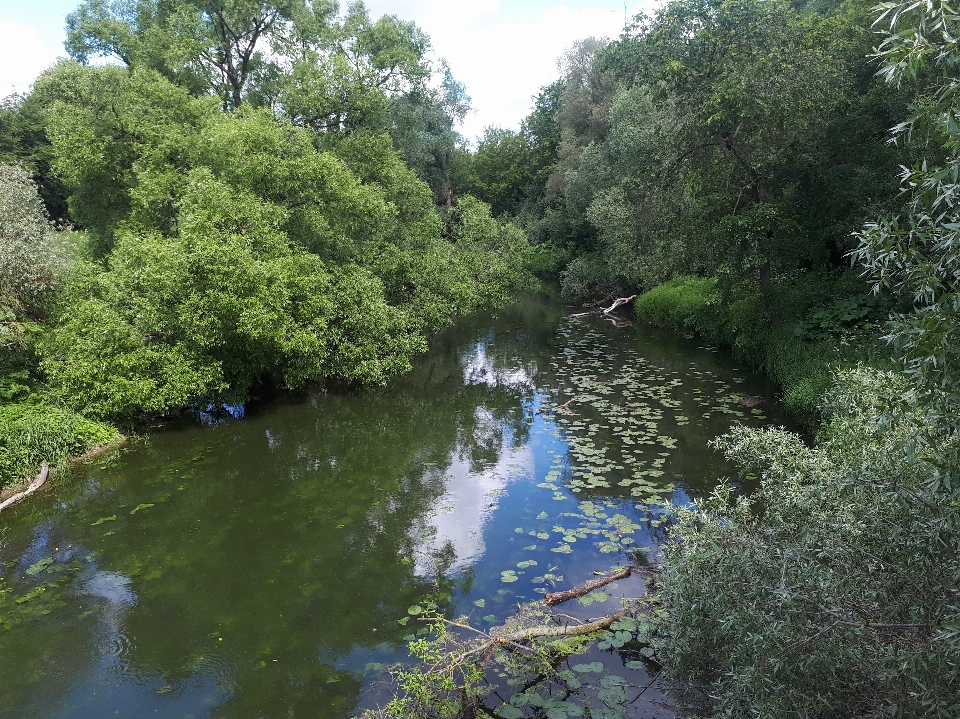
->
[0, 401, 121, 494]
[632, 274, 896, 425]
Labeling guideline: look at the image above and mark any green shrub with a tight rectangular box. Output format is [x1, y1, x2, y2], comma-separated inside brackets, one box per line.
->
[0, 403, 119, 486]
[633, 274, 894, 422]
[658, 368, 960, 718]
[633, 276, 722, 337]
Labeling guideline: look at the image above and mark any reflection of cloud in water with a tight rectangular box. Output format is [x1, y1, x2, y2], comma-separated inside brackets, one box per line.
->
[462, 340, 534, 390]
[410, 425, 534, 577]
[79, 571, 138, 671]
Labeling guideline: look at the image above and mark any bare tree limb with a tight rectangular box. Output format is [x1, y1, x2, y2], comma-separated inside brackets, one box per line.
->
[543, 567, 634, 606]
[0, 462, 49, 513]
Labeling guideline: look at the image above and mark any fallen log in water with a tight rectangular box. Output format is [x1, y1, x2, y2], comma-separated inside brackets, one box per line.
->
[601, 295, 638, 315]
[566, 295, 638, 321]
[0, 462, 49, 513]
[492, 605, 634, 643]
[543, 567, 633, 606]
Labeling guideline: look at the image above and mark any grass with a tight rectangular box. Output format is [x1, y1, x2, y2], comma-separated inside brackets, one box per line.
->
[0, 402, 121, 488]
[634, 273, 895, 423]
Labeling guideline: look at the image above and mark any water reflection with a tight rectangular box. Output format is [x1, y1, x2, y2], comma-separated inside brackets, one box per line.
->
[410, 433, 534, 577]
[0, 294, 786, 719]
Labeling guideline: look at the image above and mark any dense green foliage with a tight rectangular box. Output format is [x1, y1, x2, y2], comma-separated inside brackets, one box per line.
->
[660, 369, 959, 717]
[0, 0, 532, 484]
[0, 163, 119, 484]
[646, 1, 960, 716]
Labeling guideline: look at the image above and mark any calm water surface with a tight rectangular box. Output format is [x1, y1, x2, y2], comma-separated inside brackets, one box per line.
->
[0, 294, 786, 719]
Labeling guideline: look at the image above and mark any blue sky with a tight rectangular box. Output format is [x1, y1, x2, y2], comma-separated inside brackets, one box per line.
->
[0, 0, 657, 141]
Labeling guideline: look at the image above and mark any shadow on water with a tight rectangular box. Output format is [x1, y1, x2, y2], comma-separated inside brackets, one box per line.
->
[0, 293, 789, 719]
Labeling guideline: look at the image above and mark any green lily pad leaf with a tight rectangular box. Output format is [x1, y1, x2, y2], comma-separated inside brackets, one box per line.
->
[407, 605, 422, 615]
[483, 614, 496, 623]
[501, 570, 519, 583]
[15, 587, 43, 604]
[474, 599, 485, 608]
[516, 560, 538, 569]
[496, 706, 524, 719]
[25, 557, 53, 576]
[572, 662, 603, 673]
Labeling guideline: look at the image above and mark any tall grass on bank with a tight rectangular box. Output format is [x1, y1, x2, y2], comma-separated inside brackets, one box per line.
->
[633, 275, 893, 421]
[0, 403, 119, 487]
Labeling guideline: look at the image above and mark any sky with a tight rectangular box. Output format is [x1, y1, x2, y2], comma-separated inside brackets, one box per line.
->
[0, 0, 656, 142]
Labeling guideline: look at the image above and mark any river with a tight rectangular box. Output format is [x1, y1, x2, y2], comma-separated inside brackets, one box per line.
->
[0, 293, 785, 719]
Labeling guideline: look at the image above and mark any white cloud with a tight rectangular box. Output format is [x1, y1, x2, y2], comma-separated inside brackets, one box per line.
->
[365, 1, 655, 142]
[0, 22, 61, 96]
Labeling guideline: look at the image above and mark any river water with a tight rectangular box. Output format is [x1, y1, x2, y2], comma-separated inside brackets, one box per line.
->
[0, 294, 784, 719]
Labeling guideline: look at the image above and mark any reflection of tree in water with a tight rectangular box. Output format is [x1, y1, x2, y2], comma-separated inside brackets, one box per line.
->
[0, 295, 567, 719]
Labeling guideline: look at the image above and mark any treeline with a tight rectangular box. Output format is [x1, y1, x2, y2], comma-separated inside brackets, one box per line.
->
[457, 0, 921, 415]
[0, 0, 532, 485]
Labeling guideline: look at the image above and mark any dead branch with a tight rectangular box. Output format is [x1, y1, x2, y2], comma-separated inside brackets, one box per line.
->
[557, 397, 577, 412]
[602, 295, 639, 315]
[493, 605, 634, 644]
[0, 462, 49, 513]
[566, 295, 638, 321]
[543, 568, 633, 606]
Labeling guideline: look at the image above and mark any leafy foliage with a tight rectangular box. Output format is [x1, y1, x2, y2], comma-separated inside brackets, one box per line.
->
[853, 0, 960, 420]
[0, 163, 71, 348]
[658, 369, 960, 717]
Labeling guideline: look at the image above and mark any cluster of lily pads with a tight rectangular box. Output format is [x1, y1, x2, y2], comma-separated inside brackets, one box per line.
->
[547, 326, 765, 504]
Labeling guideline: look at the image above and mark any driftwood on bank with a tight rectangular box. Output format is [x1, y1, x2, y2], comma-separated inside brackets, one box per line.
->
[0, 462, 49, 513]
[543, 567, 633, 606]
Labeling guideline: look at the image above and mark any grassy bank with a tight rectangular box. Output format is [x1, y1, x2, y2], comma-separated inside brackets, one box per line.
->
[0, 350, 121, 490]
[0, 402, 120, 490]
[633, 274, 895, 423]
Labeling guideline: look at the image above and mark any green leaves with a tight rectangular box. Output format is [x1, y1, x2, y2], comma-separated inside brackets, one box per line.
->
[24, 558, 53, 576]
[32, 63, 532, 422]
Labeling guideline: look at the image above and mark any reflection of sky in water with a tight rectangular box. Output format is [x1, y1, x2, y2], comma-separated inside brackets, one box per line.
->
[46, 568, 237, 719]
[462, 339, 535, 390]
[408, 344, 538, 577]
[410, 430, 534, 577]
